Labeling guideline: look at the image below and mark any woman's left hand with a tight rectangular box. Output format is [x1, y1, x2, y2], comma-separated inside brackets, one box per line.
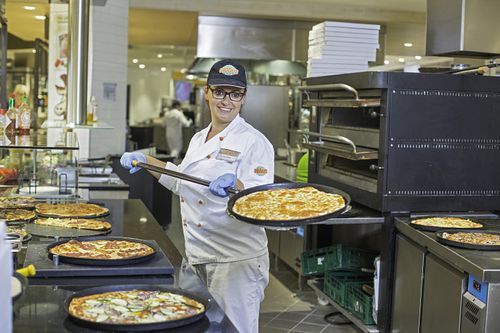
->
[209, 173, 237, 197]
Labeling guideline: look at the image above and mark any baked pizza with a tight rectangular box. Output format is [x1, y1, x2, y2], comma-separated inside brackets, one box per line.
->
[35, 218, 112, 231]
[441, 232, 500, 246]
[49, 239, 155, 260]
[411, 217, 483, 229]
[35, 203, 109, 218]
[233, 186, 346, 220]
[0, 196, 36, 209]
[68, 290, 205, 324]
[6, 226, 29, 240]
[0, 209, 36, 222]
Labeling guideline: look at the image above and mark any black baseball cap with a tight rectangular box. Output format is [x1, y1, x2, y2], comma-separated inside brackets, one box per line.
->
[207, 59, 247, 89]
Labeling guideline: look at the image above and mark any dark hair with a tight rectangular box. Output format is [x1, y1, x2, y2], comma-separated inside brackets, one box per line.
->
[172, 100, 181, 108]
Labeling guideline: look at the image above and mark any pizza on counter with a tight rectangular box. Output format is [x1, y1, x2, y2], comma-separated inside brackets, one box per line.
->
[0, 209, 36, 222]
[49, 239, 155, 260]
[6, 226, 29, 240]
[35, 218, 112, 231]
[0, 196, 36, 209]
[233, 186, 346, 220]
[411, 217, 483, 229]
[35, 203, 109, 218]
[441, 232, 500, 246]
[68, 289, 205, 324]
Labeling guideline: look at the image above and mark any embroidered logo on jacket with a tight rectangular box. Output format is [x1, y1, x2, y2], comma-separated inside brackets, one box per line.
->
[219, 65, 239, 76]
[254, 166, 268, 176]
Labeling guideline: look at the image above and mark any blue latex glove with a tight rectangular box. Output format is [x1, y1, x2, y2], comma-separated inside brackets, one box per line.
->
[209, 173, 237, 197]
[120, 152, 146, 174]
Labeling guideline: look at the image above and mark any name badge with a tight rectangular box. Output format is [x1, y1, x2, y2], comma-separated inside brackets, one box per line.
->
[216, 148, 240, 163]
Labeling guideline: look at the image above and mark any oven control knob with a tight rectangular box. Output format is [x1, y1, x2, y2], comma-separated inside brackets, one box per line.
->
[369, 164, 383, 172]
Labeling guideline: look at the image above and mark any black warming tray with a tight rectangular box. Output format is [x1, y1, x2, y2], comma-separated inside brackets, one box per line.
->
[23, 240, 174, 278]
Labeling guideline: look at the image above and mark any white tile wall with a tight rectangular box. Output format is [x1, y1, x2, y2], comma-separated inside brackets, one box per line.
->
[88, 0, 128, 158]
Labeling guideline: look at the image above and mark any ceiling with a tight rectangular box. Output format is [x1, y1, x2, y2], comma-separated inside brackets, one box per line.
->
[4, 0, 431, 71]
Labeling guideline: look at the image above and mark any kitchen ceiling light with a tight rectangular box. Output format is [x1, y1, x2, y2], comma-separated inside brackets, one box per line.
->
[404, 42, 413, 47]
[157, 54, 163, 58]
[398, 58, 405, 63]
[384, 60, 390, 65]
[160, 67, 167, 72]
[415, 55, 422, 60]
[32, 49, 36, 53]
[23, 6, 36, 10]
[34, 15, 46, 20]
[139, 64, 146, 69]
[132, 58, 138, 63]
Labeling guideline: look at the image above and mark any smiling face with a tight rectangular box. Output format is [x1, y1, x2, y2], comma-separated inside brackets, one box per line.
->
[204, 85, 246, 127]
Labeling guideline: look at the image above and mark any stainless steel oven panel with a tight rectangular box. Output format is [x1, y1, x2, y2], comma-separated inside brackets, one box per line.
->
[319, 166, 378, 193]
[323, 126, 379, 149]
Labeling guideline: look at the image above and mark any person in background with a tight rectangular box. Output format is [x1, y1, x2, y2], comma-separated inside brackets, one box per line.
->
[13, 84, 29, 108]
[164, 100, 192, 158]
[120, 59, 274, 333]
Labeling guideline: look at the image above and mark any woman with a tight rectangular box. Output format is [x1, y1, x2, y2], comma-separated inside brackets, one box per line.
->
[121, 59, 274, 333]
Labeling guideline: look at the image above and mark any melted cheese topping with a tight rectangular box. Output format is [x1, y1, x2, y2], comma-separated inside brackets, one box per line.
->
[49, 239, 155, 260]
[411, 217, 482, 229]
[35, 203, 109, 218]
[233, 186, 345, 220]
[0, 209, 36, 221]
[35, 218, 111, 231]
[69, 290, 204, 324]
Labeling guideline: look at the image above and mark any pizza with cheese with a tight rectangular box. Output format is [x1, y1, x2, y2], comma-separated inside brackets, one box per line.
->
[35, 218, 111, 231]
[441, 232, 500, 246]
[0, 196, 36, 209]
[411, 217, 483, 229]
[49, 239, 155, 260]
[6, 226, 29, 240]
[0, 209, 36, 222]
[68, 289, 205, 324]
[35, 203, 109, 218]
[233, 186, 346, 220]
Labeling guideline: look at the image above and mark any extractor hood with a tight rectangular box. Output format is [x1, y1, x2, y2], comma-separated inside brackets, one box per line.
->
[426, 0, 500, 57]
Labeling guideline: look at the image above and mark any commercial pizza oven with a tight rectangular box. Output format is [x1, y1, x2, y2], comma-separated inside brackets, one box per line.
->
[300, 72, 500, 212]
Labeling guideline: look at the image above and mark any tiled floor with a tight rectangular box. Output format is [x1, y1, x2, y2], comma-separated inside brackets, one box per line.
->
[166, 194, 361, 333]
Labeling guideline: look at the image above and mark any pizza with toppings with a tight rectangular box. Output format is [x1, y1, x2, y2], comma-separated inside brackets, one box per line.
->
[0, 196, 36, 209]
[0, 209, 36, 222]
[35, 218, 111, 231]
[411, 217, 483, 229]
[6, 226, 29, 240]
[232, 186, 346, 220]
[441, 232, 500, 246]
[68, 289, 205, 324]
[35, 203, 109, 218]
[49, 239, 155, 260]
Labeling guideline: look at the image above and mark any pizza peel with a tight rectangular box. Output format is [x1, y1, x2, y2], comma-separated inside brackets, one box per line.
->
[25, 223, 111, 238]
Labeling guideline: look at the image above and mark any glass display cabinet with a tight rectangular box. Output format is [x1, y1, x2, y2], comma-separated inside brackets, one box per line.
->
[0, 130, 80, 198]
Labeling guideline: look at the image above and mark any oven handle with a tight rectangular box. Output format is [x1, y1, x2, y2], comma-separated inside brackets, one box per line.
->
[297, 130, 358, 154]
[298, 83, 360, 100]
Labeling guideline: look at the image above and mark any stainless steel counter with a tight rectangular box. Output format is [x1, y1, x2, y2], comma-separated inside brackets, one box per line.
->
[13, 199, 238, 332]
[395, 217, 500, 282]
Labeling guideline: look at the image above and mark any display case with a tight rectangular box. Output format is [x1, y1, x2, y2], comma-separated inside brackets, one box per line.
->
[0, 130, 80, 198]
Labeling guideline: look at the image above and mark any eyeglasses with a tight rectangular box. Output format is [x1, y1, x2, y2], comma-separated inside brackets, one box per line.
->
[208, 87, 246, 102]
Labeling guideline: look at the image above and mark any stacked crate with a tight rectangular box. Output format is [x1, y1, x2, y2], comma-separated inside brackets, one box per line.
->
[301, 244, 377, 324]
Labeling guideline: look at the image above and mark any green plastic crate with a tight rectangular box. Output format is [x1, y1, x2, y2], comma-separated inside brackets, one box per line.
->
[345, 284, 375, 325]
[301, 245, 337, 276]
[325, 245, 378, 272]
[323, 271, 372, 306]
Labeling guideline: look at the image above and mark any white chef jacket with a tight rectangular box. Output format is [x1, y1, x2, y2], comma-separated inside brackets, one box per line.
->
[164, 108, 192, 157]
[159, 114, 274, 264]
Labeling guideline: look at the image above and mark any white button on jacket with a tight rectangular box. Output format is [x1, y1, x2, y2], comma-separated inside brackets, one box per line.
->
[159, 115, 275, 265]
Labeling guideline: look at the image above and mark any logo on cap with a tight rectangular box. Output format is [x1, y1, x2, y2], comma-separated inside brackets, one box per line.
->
[219, 65, 239, 76]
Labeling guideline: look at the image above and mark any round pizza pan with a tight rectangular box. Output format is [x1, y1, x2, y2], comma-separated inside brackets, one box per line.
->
[26, 223, 111, 239]
[64, 284, 210, 332]
[226, 182, 351, 228]
[436, 230, 500, 251]
[410, 216, 484, 232]
[46, 236, 157, 266]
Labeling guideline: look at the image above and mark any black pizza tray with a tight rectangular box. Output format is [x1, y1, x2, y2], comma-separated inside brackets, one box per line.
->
[24, 240, 174, 277]
[25, 223, 111, 238]
[47, 236, 156, 266]
[226, 182, 351, 228]
[436, 230, 500, 251]
[64, 284, 210, 332]
[410, 216, 484, 232]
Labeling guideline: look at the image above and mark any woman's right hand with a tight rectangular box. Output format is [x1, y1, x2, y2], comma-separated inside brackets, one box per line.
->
[120, 152, 146, 174]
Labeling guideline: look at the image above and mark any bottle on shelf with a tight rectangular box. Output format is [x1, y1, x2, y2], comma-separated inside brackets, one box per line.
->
[0, 107, 6, 136]
[5, 97, 16, 136]
[87, 95, 97, 124]
[18, 95, 31, 135]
